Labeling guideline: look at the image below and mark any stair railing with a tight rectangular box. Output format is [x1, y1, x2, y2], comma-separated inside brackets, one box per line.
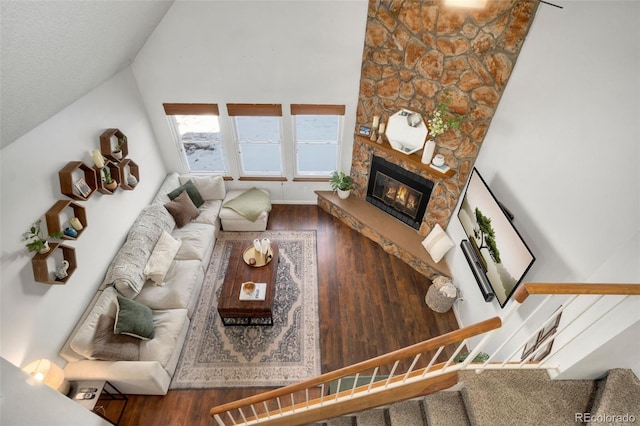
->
[210, 283, 639, 425]
[210, 317, 501, 426]
[460, 283, 640, 372]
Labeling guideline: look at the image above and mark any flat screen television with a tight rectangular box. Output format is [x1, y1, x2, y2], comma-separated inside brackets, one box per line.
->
[457, 168, 536, 308]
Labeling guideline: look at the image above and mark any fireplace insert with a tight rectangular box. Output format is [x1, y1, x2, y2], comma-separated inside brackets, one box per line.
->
[366, 156, 434, 230]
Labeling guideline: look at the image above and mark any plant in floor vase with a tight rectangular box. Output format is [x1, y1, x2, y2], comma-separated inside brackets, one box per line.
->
[23, 219, 63, 254]
[330, 171, 353, 200]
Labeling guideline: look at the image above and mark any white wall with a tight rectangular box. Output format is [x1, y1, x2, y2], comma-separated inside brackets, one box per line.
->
[0, 357, 110, 426]
[132, 0, 368, 203]
[0, 68, 167, 368]
[447, 1, 640, 375]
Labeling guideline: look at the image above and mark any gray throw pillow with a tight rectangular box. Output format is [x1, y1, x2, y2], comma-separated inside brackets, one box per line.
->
[91, 315, 140, 361]
[167, 180, 204, 208]
[114, 295, 155, 340]
[164, 190, 200, 228]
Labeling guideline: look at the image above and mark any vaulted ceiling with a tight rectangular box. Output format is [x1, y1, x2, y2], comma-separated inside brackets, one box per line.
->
[0, 0, 174, 148]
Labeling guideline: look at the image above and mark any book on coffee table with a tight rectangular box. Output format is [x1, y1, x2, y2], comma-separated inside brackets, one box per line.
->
[239, 283, 267, 301]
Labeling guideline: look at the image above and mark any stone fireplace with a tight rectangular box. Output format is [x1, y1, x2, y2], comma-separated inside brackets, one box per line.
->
[366, 156, 433, 230]
[317, 1, 538, 278]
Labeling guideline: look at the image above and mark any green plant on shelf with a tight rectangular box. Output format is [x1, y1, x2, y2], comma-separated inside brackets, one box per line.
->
[23, 219, 63, 253]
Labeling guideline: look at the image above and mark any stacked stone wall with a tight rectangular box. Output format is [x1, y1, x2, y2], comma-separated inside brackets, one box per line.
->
[352, 0, 538, 236]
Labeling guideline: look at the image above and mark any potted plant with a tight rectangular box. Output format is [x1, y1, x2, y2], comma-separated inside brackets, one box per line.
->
[112, 135, 126, 160]
[92, 149, 118, 190]
[23, 219, 63, 254]
[102, 167, 118, 191]
[330, 171, 353, 200]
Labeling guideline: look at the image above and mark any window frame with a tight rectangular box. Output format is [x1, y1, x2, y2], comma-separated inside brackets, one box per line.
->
[291, 104, 345, 178]
[163, 103, 228, 175]
[227, 104, 285, 177]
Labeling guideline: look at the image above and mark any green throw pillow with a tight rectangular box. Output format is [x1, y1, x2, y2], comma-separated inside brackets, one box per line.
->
[167, 180, 204, 208]
[114, 295, 155, 340]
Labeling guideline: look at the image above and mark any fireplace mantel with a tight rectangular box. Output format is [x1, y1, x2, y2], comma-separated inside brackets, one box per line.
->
[355, 135, 456, 180]
[316, 190, 451, 280]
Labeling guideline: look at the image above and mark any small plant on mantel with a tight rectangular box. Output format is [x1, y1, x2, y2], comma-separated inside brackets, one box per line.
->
[23, 219, 63, 254]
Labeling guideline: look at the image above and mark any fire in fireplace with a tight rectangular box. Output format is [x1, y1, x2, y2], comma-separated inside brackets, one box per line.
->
[366, 156, 434, 230]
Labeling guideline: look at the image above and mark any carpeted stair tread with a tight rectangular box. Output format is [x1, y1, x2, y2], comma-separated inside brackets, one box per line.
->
[590, 369, 640, 424]
[387, 399, 427, 425]
[423, 391, 470, 426]
[326, 415, 356, 426]
[460, 369, 596, 426]
[355, 407, 390, 425]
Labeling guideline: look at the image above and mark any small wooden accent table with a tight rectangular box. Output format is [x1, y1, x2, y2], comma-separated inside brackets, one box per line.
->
[217, 241, 279, 326]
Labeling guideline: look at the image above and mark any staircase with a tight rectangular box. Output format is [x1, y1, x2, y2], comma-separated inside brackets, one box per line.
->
[312, 369, 639, 426]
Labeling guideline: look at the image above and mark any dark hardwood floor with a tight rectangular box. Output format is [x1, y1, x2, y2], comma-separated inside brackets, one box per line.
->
[114, 204, 459, 426]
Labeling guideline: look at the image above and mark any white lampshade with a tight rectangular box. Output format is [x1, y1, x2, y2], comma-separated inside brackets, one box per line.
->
[22, 358, 70, 395]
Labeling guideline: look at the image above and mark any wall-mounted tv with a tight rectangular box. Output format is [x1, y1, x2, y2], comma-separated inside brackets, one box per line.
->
[457, 168, 535, 308]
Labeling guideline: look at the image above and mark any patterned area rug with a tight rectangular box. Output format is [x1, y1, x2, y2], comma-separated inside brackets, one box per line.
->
[170, 230, 321, 388]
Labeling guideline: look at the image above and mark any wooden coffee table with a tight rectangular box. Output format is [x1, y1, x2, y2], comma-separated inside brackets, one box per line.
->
[217, 241, 279, 326]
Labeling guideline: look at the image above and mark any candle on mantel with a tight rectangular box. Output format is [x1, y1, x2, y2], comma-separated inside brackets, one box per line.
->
[372, 116, 380, 130]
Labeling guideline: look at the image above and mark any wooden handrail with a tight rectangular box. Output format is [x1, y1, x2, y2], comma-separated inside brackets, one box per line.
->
[514, 283, 640, 303]
[210, 316, 501, 418]
[243, 372, 459, 426]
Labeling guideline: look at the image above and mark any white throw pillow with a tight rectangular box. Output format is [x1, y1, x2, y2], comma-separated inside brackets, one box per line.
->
[179, 175, 226, 201]
[144, 231, 182, 286]
[421, 224, 455, 263]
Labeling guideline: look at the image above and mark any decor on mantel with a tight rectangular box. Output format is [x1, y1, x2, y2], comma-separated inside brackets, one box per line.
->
[23, 219, 63, 254]
[330, 171, 353, 199]
[385, 109, 428, 155]
[426, 98, 462, 139]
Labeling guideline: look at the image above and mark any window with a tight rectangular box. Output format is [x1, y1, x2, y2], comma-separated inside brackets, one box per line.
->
[163, 104, 227, 173]
[291, 104, 345, 176]
[228, 104, 283, 176]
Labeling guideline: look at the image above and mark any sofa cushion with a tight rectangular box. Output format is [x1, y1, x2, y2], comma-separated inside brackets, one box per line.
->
[167, 179, 204, 208]
[222, 187, 272, 222]
[139, 308, 189, 370]
[179, 175, 225, 201]
[91, 315, 140, 361]
[115, 295, 155, 340]
[70, 287, 119, 359]
[193, 200, 222, 227]
[172, 223, 215, 261]
[144, 231, 182, 286]
[135, 259, 202, 315]
[164, 191, 200, 228]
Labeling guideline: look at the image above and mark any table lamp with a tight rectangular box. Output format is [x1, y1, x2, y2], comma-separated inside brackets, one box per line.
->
[22, 358, 70, 395]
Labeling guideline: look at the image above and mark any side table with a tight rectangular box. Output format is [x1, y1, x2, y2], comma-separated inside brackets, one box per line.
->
[69, 380, 128, 425]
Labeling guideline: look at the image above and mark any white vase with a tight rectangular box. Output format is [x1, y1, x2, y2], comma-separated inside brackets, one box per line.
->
[421, 140, 436, 164]
[337, 189, 350, 199]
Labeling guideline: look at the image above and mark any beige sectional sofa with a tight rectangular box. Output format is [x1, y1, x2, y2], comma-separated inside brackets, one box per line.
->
[59, 173, 225, 395]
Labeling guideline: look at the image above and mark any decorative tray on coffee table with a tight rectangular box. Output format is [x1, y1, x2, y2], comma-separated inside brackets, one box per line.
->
[242, 246, 274, 267]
